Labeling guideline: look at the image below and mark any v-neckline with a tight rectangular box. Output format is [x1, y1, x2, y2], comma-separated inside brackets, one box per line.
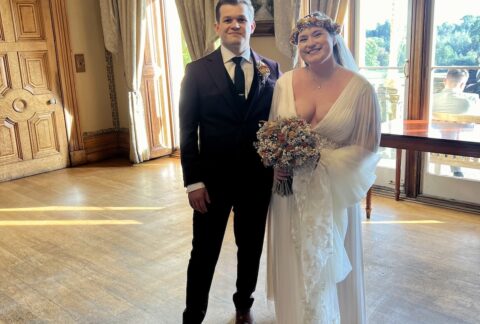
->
[290, 70, 357, 129]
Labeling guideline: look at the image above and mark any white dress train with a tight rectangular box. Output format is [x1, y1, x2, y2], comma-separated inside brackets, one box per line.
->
[266, 70, 381, 324]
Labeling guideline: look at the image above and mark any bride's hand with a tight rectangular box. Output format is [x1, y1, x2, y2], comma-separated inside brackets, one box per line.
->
[274, 168, 291, 181]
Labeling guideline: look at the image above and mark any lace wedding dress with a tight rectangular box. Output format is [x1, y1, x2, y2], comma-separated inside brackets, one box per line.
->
[266, 70, 381, 324]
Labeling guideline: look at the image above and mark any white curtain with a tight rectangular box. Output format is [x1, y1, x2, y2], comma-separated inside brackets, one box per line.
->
[175, 0, 217, 61]
[274, 0, 301, 66]
[98, 0, 149, 163]
[118, 0, 149, 163]
[99, 0, 121, 54]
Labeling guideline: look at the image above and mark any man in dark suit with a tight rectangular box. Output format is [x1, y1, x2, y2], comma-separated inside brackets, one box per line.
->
[179, 1, 280, 323]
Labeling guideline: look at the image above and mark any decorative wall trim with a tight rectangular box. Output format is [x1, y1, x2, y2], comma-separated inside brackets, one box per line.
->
[105, 49, 120, 130]
[83, 128, 129, 162]
[83, 128, 120, 137]
[50, 0, 86, 166]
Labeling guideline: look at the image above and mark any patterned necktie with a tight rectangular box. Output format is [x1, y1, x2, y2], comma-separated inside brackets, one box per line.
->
[232, 57, 245, 100]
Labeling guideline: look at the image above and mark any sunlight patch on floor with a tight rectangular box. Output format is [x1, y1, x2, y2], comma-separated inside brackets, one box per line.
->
[0, 220, 142, 226]
[363, 220, 444, 224]
[0, 206, 165, 212]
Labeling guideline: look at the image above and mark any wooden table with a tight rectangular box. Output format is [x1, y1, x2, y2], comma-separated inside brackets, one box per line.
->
[365, 119, 480, 218]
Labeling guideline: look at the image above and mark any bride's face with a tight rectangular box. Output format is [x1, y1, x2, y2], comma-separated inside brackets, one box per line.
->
[297, 27, 335, 66]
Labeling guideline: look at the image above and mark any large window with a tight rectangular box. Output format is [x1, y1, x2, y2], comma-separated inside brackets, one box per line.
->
[355, 0, 411, 189]
[354, 0, 480, 204]
[140, 0, 185, 154]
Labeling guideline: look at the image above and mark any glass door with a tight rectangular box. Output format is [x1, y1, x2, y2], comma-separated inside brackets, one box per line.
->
[422, 0, 480, 203]
[354, 0, 411, 191]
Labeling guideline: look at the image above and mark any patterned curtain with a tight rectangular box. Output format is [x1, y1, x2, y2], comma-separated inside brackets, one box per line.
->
[175, 0, 217, 60]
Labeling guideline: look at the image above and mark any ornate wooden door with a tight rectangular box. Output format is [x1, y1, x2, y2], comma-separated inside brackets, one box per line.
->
[0, 0, 68, 181]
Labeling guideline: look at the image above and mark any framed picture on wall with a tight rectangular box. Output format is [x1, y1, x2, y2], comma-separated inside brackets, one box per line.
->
[252, 0, 274, 36]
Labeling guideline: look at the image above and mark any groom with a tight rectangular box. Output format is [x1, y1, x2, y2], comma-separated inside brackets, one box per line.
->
[179, 0, 280, 323]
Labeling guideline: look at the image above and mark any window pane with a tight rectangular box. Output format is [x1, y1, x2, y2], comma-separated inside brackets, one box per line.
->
[428, 67, 480, 181]
[433, 0, 480, 67]
[426, 0, 480, 186]
[358, 0, 409, 122]
[357, 0, 409, 175]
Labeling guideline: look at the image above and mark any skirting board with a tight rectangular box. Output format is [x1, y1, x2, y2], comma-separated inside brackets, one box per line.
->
[83, 129, 129, 163]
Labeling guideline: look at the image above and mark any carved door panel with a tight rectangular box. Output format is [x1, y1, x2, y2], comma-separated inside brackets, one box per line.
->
[0, 0, 68, 181]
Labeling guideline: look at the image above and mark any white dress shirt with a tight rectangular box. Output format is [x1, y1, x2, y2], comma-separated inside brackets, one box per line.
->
[186, 46, 254, 193]
[221, 46, 254, 98]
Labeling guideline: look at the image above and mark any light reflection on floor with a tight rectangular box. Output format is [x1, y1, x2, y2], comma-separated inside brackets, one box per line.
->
[0, 220, 142, 226]
[363, 220, 444, 224]
[0, 206, 165, 212]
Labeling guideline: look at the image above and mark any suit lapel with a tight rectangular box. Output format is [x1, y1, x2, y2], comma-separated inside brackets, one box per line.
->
[205, 49, 241, 116]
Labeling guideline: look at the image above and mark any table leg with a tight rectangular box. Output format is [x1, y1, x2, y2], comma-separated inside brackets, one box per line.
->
[395, 149, 402, 201]
[366, 188, 372, 219]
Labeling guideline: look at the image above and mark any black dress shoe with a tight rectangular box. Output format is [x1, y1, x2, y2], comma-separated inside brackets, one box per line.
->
[235, 309, 254, 324]
[183, 308, 206, 324]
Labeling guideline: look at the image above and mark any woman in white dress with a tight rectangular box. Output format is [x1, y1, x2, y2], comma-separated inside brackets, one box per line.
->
[266, 12, 381, 323]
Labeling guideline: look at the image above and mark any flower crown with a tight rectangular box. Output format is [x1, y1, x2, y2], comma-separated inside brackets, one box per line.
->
[289, 13, 342, 45]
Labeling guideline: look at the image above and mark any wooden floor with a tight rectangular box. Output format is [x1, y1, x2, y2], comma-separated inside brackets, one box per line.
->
[0, 157, 479, 324]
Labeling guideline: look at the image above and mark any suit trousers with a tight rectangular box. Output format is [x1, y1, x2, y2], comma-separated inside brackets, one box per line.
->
[183, 177, 272, 324]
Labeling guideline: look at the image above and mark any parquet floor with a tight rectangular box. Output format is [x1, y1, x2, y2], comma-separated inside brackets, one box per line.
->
[0, 157, 478, 323]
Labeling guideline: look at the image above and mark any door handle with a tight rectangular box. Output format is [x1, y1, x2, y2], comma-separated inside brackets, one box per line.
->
[403, 60, 409, 78]
[48, 98, 57, 105]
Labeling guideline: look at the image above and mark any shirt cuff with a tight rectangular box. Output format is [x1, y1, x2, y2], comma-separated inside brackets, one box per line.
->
[186, 182, 205, 193]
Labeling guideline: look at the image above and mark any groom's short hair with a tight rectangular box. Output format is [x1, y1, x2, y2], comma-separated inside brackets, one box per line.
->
[215, 0, 255, 22]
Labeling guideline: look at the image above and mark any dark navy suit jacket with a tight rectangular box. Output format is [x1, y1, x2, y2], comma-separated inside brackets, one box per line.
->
[179, 48, 280, 191]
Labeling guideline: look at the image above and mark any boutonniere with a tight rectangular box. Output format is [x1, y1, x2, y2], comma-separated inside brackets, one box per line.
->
[256, 60, 270, 85]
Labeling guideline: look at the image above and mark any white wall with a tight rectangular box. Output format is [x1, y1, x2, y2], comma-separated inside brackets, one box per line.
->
[251, 36, 293, 71]
[64, 2, 293, 135]
[65, 0, 112, 133]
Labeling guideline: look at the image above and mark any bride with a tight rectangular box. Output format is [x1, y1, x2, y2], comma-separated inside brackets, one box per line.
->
[266, 12, 381, 323]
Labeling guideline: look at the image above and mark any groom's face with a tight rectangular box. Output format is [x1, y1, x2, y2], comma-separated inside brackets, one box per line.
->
[215, 4, 256, 55]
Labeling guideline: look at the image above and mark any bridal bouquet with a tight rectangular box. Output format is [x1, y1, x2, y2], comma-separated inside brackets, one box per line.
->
[254, 117, 321, 196]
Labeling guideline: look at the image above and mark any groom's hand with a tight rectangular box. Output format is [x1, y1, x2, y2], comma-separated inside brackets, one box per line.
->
[188, 188, 211, 214]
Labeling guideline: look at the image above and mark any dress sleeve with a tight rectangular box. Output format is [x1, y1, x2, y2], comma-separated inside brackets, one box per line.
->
[320, 82, 381, 210]
[268, 80, 281, 121]
[268, 71, 294, 121]
[268, 74, 284, 121]
[350, 84, 382, 152]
